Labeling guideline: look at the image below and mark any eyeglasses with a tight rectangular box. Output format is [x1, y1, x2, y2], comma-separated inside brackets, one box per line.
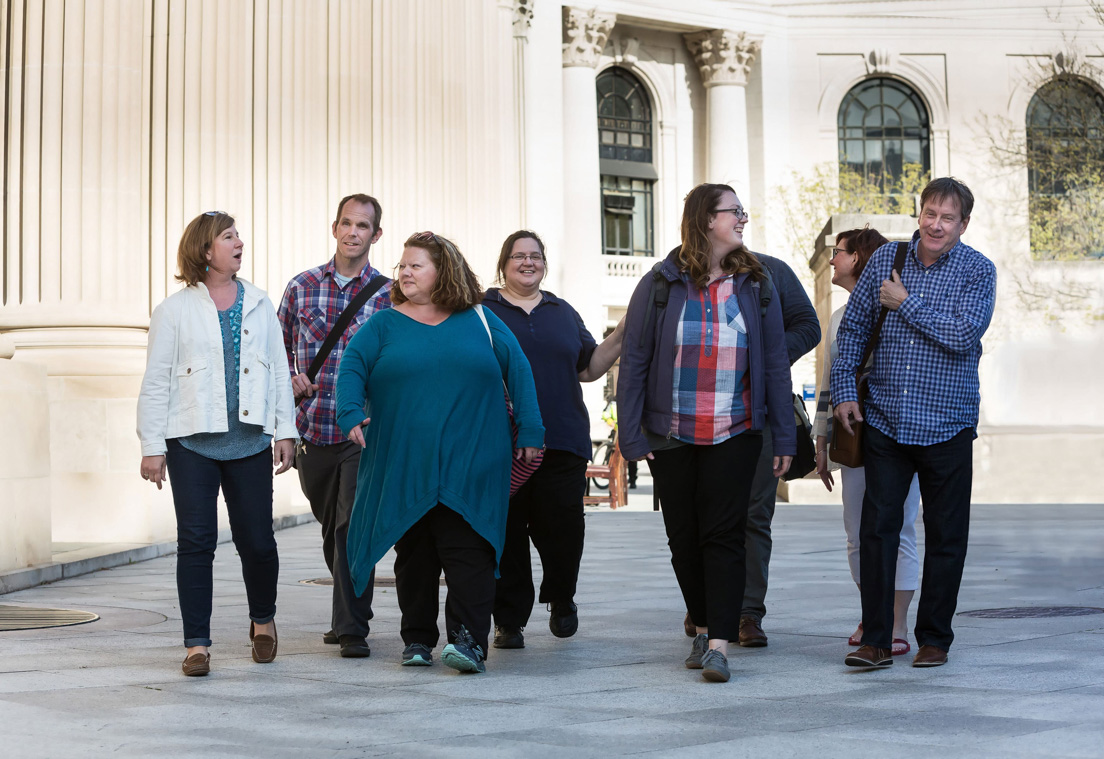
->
[508, 253, 544, 263]
[203, 210, 227, 217]
[713, 206, 749, 221]
[830, 247, 851, 259]
[410, 230, 439, 243]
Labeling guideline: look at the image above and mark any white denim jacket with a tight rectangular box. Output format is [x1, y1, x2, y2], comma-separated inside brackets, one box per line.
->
[137, 279, 298, 457]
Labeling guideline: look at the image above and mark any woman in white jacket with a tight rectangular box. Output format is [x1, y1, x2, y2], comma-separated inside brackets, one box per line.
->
[813, 226, 921, 658]
[137, 211, 297, 676]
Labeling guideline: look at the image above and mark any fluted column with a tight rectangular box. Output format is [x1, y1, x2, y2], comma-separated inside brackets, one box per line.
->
[685, 30, 761, 236]
[561, 6, 615, 340]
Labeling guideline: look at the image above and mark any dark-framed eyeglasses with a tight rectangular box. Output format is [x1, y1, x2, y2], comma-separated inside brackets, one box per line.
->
[410, 230, 439, 244]
[830, 247, 851, 259]
[713, 206, 749, 221]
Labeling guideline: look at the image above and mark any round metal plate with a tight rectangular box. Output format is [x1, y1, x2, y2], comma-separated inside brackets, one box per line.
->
[958, 606, 1104, 619]
[0, 604, 100, 631]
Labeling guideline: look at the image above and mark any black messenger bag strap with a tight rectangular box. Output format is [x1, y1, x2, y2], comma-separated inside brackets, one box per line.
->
[856, 241, 909, 373]
[305, 274, 389, 384]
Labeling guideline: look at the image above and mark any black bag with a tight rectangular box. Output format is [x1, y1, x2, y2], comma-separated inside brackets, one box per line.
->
[782, 392, 816, 481]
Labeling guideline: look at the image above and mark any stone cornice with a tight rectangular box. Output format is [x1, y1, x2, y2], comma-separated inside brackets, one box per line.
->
[684, 30, 761, 87]
[563, 7, 616, 68]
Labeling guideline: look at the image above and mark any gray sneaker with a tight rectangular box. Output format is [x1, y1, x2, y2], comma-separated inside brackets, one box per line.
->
[701, 647, 731, 682]
[685, 633, 708, 669]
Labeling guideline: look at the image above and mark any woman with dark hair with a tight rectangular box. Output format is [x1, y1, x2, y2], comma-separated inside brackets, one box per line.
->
[483, 230, 624, 650]
[336, 231, 543, 674]
[618, 183, 795, 683]
[813, 226, 921, 657]
[137, 211, 298, 676]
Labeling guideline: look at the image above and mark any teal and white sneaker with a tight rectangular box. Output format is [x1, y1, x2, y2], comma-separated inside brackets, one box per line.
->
[401, 643, 433, 666]
[685, 633, 708, 669]
[441, 626, 486, 674]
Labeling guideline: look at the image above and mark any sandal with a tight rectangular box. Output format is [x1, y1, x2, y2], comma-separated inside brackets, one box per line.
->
[892, 638, 911, 656]
[848, 623, 863, 647]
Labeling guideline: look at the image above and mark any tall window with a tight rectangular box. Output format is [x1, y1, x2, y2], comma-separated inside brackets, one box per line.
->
[597, 68, 655, 256]
[838, 78, 931, 207]
[1027, 77, 1104, 260]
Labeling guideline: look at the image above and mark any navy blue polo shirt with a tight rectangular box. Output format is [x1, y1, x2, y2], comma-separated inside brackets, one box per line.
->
[483, 289, 598, 461]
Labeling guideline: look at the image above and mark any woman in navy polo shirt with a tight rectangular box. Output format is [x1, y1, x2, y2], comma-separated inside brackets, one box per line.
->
[484, 230, 625, 649]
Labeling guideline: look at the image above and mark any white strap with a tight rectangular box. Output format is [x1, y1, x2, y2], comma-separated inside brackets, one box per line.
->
[475, 304, 493, 346]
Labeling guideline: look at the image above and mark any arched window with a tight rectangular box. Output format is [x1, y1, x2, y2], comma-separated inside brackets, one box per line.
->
[1027, 77, 1104, 259]
[597, 68, 655, 256]
[838, 78, 931, 203]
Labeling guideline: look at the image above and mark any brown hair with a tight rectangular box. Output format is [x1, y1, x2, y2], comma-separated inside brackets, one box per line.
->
[835, 225, 890, 278]
[391, 232, 484, 310]
[495, 230, 546, 285]
[679, 183, 764, 289]
[176, 211, 235, 286]
[919, 177, 973, 220]
[334, 193, 383, 229]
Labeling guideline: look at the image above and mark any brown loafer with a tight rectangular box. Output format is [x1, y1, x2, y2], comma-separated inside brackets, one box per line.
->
[844, 644, 892, 668]
[912, 645, 948, 668]
[250, 620, 278, 663]
[182, 652, 210, 676]
[738, 616, 768, 648]
[683, 612, 696, 638]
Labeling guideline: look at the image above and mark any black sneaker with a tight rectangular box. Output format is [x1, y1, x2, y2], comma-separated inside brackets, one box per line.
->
[441, 626, 486, 673]
[339, 635, 371, 658]
[493, 625, 525, 649]
[323, 629, 338, 645]
[401, 643, 433, 666]
[548, 600, 579, 638]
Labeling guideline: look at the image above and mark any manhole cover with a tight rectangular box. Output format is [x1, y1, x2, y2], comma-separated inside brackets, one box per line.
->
[0, 604, 100, 631]
[300, 577, 444, 587]
[958, 606, 1104, 619]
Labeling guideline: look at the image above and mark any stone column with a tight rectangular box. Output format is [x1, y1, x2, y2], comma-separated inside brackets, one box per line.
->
[685, 30, 761, 237]
[561, 7, 615, 341]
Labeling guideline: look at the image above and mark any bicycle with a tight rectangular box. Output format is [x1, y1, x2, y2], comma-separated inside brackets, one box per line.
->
[589, 428, 616, 491]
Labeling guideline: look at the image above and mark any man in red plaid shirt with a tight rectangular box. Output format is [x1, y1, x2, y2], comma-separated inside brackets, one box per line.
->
[277, 193, 392, 658]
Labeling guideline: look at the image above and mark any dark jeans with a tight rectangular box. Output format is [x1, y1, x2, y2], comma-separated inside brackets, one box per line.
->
[165, 439, 278, 647]
[395, 504, 497, 656]
[494, 450, 587, 628]
[296, 440, 374, 638]
[860, 425, 974, 651]
[648, 433, 763, 642]
[741, 424, 777, 622]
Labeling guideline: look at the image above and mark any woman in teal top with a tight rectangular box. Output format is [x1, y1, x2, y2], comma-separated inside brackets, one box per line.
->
[336, 231, 543, 674]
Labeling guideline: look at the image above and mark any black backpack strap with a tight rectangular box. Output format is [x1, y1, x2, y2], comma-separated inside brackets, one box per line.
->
[638, 261, 670, 349]
[757, 264, 773, 319]
[857, 241, 909, 371]
[305, 274, 389, 383]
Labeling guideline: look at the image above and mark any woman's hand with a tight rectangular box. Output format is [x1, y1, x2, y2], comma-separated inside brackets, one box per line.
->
[140, 455, 167, 490]
[347, 418, 371, 447]
[815, 435, 833, 491]
[627, 452, 654, 462]
[516, 446, 542, 464]
[273, 439, 296, 475]
[772, 455, 792, 479]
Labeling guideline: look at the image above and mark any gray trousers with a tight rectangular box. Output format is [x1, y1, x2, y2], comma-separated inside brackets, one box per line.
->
[296, 439, 374, 638]
[741, 424, 776, 622]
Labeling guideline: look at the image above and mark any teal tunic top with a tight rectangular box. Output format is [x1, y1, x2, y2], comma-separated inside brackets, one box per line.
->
[335, 306, 544, 596]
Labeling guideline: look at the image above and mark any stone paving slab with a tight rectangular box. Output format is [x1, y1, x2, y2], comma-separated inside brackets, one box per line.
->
[1, 503, 1103, 757]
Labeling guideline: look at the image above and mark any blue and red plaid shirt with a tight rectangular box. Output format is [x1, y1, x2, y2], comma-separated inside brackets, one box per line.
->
[277, 258, 392, 445]
[670, 274, 752, 445]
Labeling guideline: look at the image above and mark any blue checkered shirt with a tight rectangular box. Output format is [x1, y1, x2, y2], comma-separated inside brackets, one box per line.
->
[830, 231, 996, 445]
[278, 258, 392, 445]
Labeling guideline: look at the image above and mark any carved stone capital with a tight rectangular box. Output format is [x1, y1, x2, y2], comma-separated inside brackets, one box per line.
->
[563, 7, 616, 68]
[684, 30, 760, 87]
[512, 0, 534, 38]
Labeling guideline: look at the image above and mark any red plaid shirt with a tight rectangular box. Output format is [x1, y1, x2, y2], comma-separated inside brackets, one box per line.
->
[277, 258, 392, 445]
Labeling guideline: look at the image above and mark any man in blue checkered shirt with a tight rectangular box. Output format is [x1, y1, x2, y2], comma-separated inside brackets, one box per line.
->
[277, 193, 392, 659]
[831, 177, 996, 670]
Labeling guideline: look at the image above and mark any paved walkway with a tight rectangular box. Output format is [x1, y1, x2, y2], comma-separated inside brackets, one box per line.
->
[2, 502, 1103, 758]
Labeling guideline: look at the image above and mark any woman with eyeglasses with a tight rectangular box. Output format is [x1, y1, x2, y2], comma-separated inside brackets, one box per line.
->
[813, 226, 921, 657]
[137, 211, 298, 676]
[618, 183, 795, 684]
[336, 231, 543, 674]
[482, 231, 625, 651]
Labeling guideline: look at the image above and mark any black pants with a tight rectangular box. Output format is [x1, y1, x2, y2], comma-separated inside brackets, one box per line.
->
[860, 425, 974, 651]
[494, 450, 587, 628]
[741, 424, 777, 622]
[165, 439, 278, 647]
[648, 433, 763, 642]
[395, 504, 497, 656]
[296, 439, 374, 638]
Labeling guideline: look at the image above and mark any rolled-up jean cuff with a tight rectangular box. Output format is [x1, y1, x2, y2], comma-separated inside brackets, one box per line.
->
[184, 637, 213, 647]
[250, 612, 276, 625]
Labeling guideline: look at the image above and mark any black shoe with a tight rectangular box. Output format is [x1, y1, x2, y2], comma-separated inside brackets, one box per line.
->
[323, 629, 339, 645]
[548, 600, 579, 638]
[441, 626, 486, 673]
[493, 625, 525, 649]
[339, 635, 371, 658]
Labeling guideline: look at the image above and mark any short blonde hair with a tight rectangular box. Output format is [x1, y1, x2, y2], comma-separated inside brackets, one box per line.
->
[176, 212, 235, 286]
[391, 232, 483, 310]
